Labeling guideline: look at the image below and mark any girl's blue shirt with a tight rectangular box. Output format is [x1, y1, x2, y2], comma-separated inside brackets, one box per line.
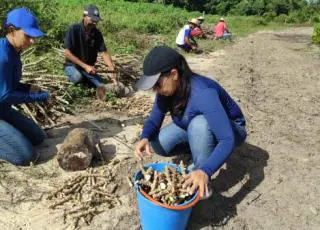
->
[0, 38, 48, 117]
[141, 74, 246, 176]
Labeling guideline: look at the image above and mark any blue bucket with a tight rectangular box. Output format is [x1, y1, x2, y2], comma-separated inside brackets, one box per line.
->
[134, 162, 199, 230]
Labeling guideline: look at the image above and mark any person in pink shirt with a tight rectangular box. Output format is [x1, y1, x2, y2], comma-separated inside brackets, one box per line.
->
[190, 16, 207, 39]
[214, 17, 231, 41]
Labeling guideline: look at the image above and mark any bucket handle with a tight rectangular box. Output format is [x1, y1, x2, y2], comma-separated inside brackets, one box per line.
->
[139, 187, 200, 210]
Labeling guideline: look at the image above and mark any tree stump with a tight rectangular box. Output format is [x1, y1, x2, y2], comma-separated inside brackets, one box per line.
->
[57, 128, 102, 171]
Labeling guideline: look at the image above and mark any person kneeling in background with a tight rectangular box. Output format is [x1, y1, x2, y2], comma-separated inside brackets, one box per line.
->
[176, 18, 199, 53]
[63, 5, 117, 100]
[214, 17, 232, 41]
[190, 16, 207, 39]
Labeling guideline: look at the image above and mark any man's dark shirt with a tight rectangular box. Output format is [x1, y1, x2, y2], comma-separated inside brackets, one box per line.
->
[64, 21, 107, 69]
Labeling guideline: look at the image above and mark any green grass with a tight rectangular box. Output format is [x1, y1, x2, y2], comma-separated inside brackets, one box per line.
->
[27, 0, 294, 106]
[312, 24, 320, 44]
[52, 0, 291, 55]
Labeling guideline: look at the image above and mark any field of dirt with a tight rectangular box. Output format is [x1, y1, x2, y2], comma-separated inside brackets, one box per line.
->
[0, 27, 319, 230]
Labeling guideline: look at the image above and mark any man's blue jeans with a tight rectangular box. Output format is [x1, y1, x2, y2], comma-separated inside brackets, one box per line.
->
[177, 44, 192, 52]
[64, 65, 103, 88]
[0, 108, 46, 165]
[150, 115, 247, 170]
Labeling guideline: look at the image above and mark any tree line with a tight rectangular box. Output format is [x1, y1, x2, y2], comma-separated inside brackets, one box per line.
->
[127, 0, 320, 18]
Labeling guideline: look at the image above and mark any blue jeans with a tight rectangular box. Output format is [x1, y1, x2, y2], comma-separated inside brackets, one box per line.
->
[0, 108, 46, 165]
[177, 44, 192, 52]
[151, 115, 247, 170]
[64, 65, 103, 88]
[222, 32, 231, 40]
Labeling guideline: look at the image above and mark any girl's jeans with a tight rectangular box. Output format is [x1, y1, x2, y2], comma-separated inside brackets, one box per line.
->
[150, 115, 247, 170]
[0, 108, 46, 165]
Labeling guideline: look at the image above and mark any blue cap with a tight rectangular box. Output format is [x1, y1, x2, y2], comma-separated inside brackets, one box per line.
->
[6, 8, 44, 38]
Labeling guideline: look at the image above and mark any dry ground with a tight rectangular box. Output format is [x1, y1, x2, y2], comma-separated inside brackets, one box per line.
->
[0, 27, 319, 230]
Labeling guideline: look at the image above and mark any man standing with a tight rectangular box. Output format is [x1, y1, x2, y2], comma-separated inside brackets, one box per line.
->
[176, 18, 199, 52]
[64, 5, 116, 100]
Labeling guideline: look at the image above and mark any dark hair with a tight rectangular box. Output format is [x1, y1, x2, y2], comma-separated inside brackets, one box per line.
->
[168, 55, 193, 117]
[1, 16, 18, 36]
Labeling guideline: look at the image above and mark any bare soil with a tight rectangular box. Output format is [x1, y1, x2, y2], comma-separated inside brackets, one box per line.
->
[0, 27, 319, 230]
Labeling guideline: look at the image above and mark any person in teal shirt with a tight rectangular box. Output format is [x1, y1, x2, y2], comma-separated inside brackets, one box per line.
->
[0, 8, 49, 165]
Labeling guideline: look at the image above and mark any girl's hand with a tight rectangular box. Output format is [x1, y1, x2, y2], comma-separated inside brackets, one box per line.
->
[135, 138, 152, 160]
[183, 169, 209, 198]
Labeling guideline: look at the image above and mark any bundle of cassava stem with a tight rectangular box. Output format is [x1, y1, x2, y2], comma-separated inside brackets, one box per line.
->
[137, 162, 196, 206]
[47, 167, 120, 229]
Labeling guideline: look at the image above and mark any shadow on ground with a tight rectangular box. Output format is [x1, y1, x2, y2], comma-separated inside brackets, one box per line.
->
[187, 142, 269, 229]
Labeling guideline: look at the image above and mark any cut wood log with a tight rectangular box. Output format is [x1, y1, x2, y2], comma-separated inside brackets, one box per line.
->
[57, 128, 102, 171]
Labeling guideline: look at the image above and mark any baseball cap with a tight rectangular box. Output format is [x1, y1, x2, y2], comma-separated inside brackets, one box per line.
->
[136, 46, 181, 90]
[6, 8, 44, 38]
[84, 5, 101, 22]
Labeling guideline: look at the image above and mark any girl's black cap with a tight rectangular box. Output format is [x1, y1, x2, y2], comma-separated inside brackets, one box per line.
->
[136, 46, 181, 90]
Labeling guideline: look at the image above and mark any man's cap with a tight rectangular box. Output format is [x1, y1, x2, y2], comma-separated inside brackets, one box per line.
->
[197, 16, 205, 21]
[136, 46, 181, 90]
[188, 18, 199, 26]
[6, 8, 44, 38]
[84, 5, 101, 22]
[220, 17, 225, 21]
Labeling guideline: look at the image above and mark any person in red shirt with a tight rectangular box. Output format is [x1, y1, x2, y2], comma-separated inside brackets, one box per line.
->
[214, 17, 231, 41]
[190, 16, 207, 39]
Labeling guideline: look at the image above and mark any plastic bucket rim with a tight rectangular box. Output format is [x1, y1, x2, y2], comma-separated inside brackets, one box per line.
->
[139, 186, 200, 210]
[134, 162, 200, 210]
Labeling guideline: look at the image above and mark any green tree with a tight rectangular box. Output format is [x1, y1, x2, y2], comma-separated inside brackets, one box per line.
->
[0, 0, 57, 37]
[124, 0, 318, 20]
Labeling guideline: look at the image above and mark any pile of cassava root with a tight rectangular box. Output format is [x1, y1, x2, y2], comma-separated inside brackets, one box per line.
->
[47, 167, 120, 229]
[18, 47, 143, 128]
[137, 162, 196, 206]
